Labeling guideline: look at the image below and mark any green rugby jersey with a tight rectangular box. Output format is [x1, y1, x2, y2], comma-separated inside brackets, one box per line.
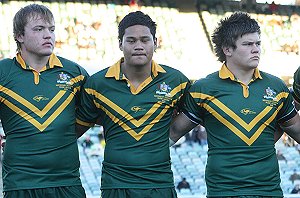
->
[76, 58, 189, 189]
[183, 64, 296, 197]
[0, 53, 89, 191]
[293, 66, 300, 103]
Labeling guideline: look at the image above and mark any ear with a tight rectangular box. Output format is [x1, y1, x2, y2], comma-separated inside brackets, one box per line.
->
[154, 37, 157, 51]
[222, 46, 232, 56]
[119, 39, 123, 51]
[16, 34, 24, 43]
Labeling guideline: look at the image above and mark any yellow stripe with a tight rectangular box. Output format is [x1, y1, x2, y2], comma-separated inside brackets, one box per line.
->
[192, 92, 288, 130]
[203, 104, 250, 144]
[169, 82, 188, 106]
[76, 118, 95, 127]
[249, 103, 282, 145]
[86, 88, 170, 127]
[192, 92, 287, 145]
[70, 75, 85, 84]
[170, 82, 188, 96]
[1, 94, 74, 131]
[95, 101, 169, 141]
[0, 85, 66, 117]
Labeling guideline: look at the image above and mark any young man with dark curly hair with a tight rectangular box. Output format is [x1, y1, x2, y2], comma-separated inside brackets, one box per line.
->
[169, 11, 300, 197]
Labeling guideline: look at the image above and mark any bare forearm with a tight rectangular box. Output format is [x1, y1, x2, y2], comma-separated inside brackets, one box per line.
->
[281, 114, 300, 144]
[76, 123, 91, 138]
[274, 124, 284, 143]
[169, 113, 197, 142]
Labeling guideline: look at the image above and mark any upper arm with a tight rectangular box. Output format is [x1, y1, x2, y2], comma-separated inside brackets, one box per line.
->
[274, 124, 284, 143]
[76, 123, 91, 138]
[280, 113, 300, 144]
[170, 112, 197, 142]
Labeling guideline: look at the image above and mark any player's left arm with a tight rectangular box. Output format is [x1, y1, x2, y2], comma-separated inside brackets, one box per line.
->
[76, 123, 91, 138]
[280, 113, 300, 144]
[274, 124, 284, 143]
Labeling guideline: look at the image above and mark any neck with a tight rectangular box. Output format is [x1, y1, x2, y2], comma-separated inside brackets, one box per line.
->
[227, 65, 255, 85]
[121, 62, 152, 87]
[20, 51, 50, 71]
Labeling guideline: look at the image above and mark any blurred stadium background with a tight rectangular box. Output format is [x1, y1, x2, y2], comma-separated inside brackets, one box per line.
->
[1, 0, 300, 197]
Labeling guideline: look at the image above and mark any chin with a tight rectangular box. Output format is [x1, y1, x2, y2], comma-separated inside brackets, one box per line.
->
[40, 51, 53, 56]
[133, 60, 148, 66]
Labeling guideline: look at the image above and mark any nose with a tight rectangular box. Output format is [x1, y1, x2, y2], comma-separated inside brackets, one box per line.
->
[252, 43, 260, 53]
[43, 29, 53, 38]
[134, 40, 144, 49]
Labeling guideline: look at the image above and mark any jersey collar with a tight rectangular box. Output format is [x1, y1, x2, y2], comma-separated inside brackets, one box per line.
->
[16, 53, 63, 71]
[105, 58, 166, 80]
[219, 63, 262, 81]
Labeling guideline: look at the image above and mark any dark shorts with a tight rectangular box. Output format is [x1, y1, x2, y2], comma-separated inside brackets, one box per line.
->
[101, 187, 177, 198]
[4, 186, 86, 198]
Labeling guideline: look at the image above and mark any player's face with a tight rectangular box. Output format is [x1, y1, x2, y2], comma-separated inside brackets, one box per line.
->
[230, 32, 261, 70]
[17, 15, 55, 57]
[119, 25, 156, 68]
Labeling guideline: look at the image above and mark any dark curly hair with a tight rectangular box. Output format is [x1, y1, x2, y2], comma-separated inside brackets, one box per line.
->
[118, 11, 157, 42]
[211, 12, 260, 63]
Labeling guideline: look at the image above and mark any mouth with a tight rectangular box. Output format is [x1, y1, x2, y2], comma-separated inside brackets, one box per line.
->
[132, 54, 146, 56]
[43, 42, 53, 47]
[251, 56, 260, 60]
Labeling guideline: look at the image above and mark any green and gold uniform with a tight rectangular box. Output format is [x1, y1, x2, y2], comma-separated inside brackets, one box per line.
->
[183, 65, 297, 197]
[76, 59, 189, 196]
[0, 54, 88, 194]
[292, 66, 300, 103]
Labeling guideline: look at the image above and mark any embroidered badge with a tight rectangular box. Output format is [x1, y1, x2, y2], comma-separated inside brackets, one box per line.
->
[154, 82, 172, 102]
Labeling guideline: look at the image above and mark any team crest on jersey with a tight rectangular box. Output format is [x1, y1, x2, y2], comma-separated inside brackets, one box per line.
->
[56, 72, 73, 90]
[263, 87, 278, 106]
[154, 82, 172, 102]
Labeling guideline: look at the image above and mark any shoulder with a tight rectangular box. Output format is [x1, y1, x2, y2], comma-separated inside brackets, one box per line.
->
[259, 71, 287, 86]
[160, 64, 185, 75]
[89, 67, 109, 79]
[294, 65, 300, 76]
[260, 71, 282, 81]
[84, 67, 110, 87]
[0, 58, 15, 74]
[0, 58, 14, 69]
[56, 56, 88, 75]
[193, 71, 219, 85]
[159, 64, 189, 81]
[0, 58, 13, 65]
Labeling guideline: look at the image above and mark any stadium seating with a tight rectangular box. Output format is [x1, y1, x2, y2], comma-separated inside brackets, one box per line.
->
[78, 127, 300, 197]
[1, 1, 300, 197]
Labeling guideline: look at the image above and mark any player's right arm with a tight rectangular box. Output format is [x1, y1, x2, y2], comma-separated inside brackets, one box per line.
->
[169, 112, 197, 144]
[75, 123, 90, 138]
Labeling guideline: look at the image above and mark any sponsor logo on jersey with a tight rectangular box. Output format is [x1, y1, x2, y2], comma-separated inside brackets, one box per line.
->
[33, 95, 49, 102]
[131, 106, 146, 113]
[240, 108, 256, 115]
[263, 87, 278, 106]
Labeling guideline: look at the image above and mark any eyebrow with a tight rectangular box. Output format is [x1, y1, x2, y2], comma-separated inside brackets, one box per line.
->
[242, 40, 261, 43]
